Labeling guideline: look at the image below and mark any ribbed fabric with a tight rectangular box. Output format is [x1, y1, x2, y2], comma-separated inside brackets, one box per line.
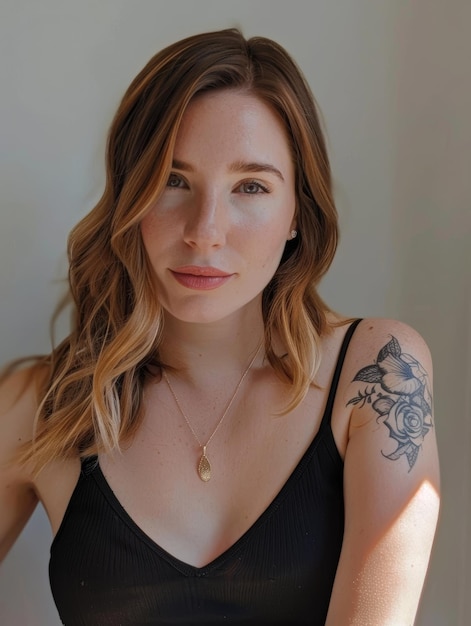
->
[49, 319, 362, 625]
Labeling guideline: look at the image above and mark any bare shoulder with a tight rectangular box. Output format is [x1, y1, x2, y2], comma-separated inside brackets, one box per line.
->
[0, 364, 50, 559]
[344, 317, 432, 372]
[0, 364, 47, 480]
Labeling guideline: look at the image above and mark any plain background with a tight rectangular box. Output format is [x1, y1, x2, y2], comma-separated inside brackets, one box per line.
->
[0, 1, 470, 624]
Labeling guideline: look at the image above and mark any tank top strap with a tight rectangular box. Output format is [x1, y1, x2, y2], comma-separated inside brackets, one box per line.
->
[81, 455, 99, 476]
[320, 318, 363, 430]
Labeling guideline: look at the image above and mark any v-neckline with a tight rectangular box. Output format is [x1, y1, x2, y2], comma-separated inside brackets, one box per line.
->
[90, 419, 338, 576]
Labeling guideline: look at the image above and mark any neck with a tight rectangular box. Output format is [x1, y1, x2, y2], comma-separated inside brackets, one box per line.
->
[158, 308, 265, 382]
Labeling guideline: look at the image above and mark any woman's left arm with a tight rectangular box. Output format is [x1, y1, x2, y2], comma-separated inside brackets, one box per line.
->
[326, 320, 440, 626]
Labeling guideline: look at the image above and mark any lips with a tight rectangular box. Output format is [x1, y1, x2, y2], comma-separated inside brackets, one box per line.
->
[172, 265, 231, 277]
[170, 266, 234, 290]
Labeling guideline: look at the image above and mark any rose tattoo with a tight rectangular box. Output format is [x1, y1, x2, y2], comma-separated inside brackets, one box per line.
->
[347, 336, 433, 470]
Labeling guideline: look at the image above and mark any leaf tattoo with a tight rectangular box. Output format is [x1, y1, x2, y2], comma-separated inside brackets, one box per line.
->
[347, 337, 433, 470]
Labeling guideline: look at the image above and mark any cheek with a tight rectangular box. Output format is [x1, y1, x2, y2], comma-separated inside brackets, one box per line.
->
[237, 198, 294, 246]
[140, 211, 156, 241]
[245, 224, 290, 271]
[140, 220, 150, 249]
[140, 213, 170, 259]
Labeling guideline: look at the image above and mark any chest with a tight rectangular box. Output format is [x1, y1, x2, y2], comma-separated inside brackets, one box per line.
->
[98, 381, 339, 567]
[49, 425, 345, 626]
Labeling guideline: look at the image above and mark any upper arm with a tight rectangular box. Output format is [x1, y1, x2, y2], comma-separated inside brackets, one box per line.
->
[0, 367, 41, 561]
[326, 319, 440, 626]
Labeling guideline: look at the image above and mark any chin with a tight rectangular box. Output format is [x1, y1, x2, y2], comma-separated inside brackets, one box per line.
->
[162, 294, 263, 326]
[162, 301, 234, 325]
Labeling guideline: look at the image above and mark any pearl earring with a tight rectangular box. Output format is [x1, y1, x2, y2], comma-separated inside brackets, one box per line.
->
[290, 229, 297, 240]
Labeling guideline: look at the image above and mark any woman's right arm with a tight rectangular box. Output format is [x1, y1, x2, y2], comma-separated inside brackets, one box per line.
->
[0, 367, 41, 561]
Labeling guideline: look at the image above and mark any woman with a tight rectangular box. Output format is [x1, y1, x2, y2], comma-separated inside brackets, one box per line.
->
[0, 28, 439, 625]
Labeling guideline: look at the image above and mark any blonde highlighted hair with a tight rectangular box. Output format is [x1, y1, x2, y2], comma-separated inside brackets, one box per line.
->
[13, 28, 340, 471]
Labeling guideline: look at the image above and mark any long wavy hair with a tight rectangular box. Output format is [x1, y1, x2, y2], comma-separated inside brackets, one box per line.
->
[12, 28, 340, 472]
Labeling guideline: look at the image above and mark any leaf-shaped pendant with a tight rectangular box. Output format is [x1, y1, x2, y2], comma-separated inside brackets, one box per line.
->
[198, 447, 211, 482]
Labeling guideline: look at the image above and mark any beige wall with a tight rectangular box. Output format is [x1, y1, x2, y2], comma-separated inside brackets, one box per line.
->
[391, 2, 471, 623]
[1, 1, 469, 624]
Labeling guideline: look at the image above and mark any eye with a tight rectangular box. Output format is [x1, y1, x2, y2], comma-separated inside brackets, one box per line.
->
[235, 180, 270, 194]
[166, 173, 188, 188]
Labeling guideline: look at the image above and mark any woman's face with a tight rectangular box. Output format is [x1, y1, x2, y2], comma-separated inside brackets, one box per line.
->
[140, 89, 296, 325]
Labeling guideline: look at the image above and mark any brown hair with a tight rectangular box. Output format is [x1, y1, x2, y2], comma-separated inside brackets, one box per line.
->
[14, 28, 339, 471]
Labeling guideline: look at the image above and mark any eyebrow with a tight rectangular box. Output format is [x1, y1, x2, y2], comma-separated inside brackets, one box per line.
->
[171, 159, 285, 182]
[229, 160, 285, 182]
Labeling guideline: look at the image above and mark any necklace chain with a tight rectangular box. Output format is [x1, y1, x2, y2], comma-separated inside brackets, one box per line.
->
[163, 343, 262, 482]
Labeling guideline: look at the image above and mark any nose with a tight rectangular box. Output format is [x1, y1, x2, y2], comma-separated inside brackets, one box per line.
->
[183, 192, 227, 251]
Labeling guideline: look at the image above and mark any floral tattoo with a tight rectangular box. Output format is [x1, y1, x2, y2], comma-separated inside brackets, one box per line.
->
[347, 336, 433, 470]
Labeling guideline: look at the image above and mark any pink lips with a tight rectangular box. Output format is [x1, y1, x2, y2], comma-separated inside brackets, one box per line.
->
[170, 266, 233, 290]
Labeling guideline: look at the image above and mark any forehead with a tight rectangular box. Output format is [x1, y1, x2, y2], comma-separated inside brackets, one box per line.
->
[173, 90, 294, 167]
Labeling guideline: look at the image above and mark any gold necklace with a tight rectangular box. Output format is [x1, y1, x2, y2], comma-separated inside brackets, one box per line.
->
[163, 344, 262, 482]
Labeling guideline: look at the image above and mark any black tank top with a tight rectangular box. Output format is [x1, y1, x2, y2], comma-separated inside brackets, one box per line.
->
[49, 319, 362, 625]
